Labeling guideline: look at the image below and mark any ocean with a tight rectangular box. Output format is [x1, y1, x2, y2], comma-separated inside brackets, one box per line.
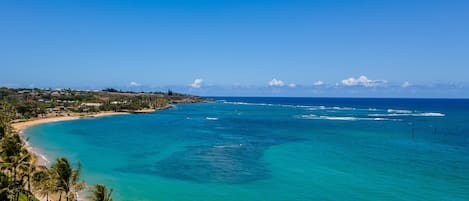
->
[24, 97, 469, 201]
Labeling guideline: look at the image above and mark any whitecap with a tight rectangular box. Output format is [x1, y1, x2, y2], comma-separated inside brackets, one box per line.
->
[369, 112, 445, 117]
[418, 112, 446, 117]
[297, 114, 318, 119]
[296, 115, 397, 121]
[320, 116, 358, 121]
[223, 101, 275, 107]
[223, 101, 371, 112]
[213, 144, 243, 148]
[206, 117, 219, 120]
[223, 101, 331, 110]
[320, 116, 396, 121]
[305, 106, 326, 110]
[387, 109, 413, 113]
[331, 106, 356, 110]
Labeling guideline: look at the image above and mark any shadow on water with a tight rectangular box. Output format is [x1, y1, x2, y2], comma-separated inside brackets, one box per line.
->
[114, 113, 307, 184]
[153, 143, 271, 184]
[116, 135, 304, 184]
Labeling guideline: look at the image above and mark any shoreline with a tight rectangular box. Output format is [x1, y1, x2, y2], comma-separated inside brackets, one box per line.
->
[12, 111, 133, 167]
[11, 110, 157, 201]
[12, 111, 132, 133]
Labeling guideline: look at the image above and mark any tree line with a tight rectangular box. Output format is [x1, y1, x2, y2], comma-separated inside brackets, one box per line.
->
[0, 87, 203, 120]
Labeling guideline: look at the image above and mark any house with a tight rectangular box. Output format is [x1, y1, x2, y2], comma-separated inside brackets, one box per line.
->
[81, 103, 102, 107]
[17, 90, 31, 94]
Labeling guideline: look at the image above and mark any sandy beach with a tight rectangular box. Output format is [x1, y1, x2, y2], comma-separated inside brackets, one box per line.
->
[11, 109, 161, 166]
[12, 111, 130, 166]
[10, 108, 165, 201]
[10, 111, 136, 201]
[11, 111, 130, 132]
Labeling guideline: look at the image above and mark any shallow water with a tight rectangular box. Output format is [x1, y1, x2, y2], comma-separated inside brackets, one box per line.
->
[25, 97, 469, 201]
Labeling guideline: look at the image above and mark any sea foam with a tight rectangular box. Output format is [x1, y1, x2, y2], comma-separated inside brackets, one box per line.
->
[387, 109, 413, 113]
[369, 112, 445, 117]
[296, 114, 396, 121]
[222, 101, 358, 111]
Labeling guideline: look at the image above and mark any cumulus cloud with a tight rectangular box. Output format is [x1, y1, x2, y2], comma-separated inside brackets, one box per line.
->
[190, 79, 204, 88]
[129, 81, 141, 87]
[401, 81, 411, 88]
[341, 75, 387, 87]
[268, 78, 285, 87]
[313, 81, 324, 86]
[288, 83, 297, 88]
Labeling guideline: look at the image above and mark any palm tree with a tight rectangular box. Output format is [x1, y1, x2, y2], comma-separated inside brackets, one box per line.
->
[50, 158, 85, 201]
[19, 155, 37, 201]
[32, 167, 57, 201]
[0, 134, 31, 201]
[87, 184, 112, 201]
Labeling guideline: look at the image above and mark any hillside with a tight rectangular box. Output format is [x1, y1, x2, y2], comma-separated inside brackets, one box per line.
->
[0, 87, 206, 120]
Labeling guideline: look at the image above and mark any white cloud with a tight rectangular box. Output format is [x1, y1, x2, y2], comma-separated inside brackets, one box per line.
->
[288, 83, 296, 88]
[313, 81, 324, 86]
[129, 81, 141, 87]
[401, 81, 411, 88]
[190, 79, 204, 88]
[268, 78, 285, 87]
[341, 75, 387, 87]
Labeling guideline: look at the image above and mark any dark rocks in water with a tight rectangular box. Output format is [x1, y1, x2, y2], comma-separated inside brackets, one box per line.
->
[115, 132, 304, 184]
[116, 143, 271, 184]
[154, 144, 271, 184]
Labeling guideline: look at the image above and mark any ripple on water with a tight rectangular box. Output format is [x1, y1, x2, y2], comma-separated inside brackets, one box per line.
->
[117, 143, 271, 184]
[154, 144, 271, 184]
[115, 124, 304, 184]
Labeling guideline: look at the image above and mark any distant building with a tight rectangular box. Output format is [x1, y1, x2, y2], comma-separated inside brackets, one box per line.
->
[81, 103, 103, 107]
[17, 90, 31, 94]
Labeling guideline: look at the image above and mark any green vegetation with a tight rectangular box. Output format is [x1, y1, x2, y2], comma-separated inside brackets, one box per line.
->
[50, 158, 85, 201]
[87, 184, 113, 201]
[0, 101, 114, 201]
[0, 87, 205, 120]
[0, 88, 205, 200]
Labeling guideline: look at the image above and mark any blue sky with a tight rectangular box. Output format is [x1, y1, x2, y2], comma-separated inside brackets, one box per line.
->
[1, 0, 468, 97]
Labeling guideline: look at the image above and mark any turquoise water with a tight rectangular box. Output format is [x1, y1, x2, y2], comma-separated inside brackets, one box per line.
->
[25, 98, 469, 201]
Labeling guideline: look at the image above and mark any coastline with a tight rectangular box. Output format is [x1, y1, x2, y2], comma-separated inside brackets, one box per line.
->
[11, 107, 169, 165]
[11, 111, 131, 133]
[12, 111, 132, 167]
[11, 110, 156, 201]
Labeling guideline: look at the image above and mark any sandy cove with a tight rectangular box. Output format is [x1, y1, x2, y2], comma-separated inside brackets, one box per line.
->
[10, 111, 144, 201]
[11, 111, 132, 132]
[12, 111, 132, 167]
[11, 109, 161, 167]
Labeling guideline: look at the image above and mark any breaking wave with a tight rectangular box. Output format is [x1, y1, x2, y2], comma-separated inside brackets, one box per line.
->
[387, 109, 413, 113]
[369, 112, 445, 117]
[222, 101, 444, 118]
[296, 114, 397, 121]
[222, 101, 358, 111]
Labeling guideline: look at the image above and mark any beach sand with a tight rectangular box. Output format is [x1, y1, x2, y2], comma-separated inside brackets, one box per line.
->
[12, 111, 129, 164]
[11, 111, 131, 201]
[11, 111, 130, 132]
[11, 109, 162, 201]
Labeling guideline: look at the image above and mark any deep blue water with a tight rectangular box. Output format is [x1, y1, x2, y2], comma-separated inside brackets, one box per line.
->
[25, 97, 469, 201]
